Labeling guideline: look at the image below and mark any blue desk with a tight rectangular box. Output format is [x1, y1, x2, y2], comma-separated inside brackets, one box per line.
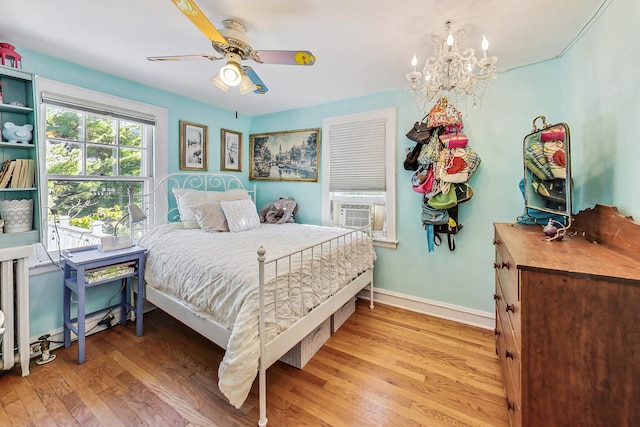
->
[62, 245, 146, 364]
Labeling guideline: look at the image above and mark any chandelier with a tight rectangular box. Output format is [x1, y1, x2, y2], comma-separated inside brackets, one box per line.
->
[406, 21, 497, 116]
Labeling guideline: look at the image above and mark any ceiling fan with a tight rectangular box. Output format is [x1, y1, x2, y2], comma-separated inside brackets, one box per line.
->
[147, 0, 316, 95]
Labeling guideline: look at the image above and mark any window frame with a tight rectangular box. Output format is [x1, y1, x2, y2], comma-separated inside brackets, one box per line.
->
[321, 107, 397, 249]
[34, 78, 168, 262]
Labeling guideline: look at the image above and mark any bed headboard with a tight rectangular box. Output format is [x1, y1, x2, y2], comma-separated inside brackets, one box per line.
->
[132, 173, 257, 235]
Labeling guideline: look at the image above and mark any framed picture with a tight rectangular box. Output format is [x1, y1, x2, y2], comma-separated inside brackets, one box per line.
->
[249, 128, 320, 182]
[179, 120, 208, 171]
[220, 128, 242, 172]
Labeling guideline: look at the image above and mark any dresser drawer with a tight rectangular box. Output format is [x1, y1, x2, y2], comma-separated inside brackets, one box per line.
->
[495, 273, 521, 348]
[493, 232, 519, 305]
[495, 309, 522, 427]
[497, 301, 521, 402]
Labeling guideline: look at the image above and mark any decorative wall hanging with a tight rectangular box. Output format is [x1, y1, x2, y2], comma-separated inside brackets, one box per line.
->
[220, 128, 242, 172]
[179, 120, 208, 171]
[404, 98, 482, 252]
[249, 128, 320, 182]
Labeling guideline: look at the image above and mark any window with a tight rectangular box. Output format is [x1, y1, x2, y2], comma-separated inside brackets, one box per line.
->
[321, 108, 397, 248]
[37, 79, 167, 254]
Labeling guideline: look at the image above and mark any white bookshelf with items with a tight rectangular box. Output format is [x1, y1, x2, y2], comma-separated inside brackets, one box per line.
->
[0, 65, 40, 248]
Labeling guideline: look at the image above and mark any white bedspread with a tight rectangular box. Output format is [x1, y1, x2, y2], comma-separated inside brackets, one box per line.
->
[137, 222, 376, 408]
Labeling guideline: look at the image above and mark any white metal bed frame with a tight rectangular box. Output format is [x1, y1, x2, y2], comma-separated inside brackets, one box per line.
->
[134, 173, 374, 426]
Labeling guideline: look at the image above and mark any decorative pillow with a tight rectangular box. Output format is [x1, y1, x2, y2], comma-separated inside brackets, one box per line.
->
[189, 202, 229, 232]
[220, 198, 261, 232]
[212, 188, 250, 201]
[172, 188, 251, 229]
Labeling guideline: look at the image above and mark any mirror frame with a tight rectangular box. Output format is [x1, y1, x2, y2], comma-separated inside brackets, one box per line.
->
[521, 115, 572, 231]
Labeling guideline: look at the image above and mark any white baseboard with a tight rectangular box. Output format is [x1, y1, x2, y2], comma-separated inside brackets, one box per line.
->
[357, 287, 494, 330]
[29, 288, 492, 362]
[29, 310, 126, 360]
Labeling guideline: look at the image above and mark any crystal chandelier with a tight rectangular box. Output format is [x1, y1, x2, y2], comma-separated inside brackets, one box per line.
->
[406, 21, 497, 116]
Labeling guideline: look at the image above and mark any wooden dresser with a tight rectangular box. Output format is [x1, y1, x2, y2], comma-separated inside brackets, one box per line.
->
[493, 205, 640, 427]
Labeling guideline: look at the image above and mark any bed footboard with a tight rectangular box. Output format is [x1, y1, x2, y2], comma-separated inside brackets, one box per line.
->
[256, 225, 375, 426]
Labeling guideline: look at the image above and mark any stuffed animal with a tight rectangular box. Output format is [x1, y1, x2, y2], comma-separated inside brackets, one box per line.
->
[259, 197, 299, 224]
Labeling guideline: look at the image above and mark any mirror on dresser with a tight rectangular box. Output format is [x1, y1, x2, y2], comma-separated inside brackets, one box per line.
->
[521, 115, 572, 229]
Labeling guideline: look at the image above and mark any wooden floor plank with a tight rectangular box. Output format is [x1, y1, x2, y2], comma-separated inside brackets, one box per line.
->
[0, 300, 508, 426]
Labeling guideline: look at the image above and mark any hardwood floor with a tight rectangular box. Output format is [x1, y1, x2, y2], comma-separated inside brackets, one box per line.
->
[0, 300, 509, 426]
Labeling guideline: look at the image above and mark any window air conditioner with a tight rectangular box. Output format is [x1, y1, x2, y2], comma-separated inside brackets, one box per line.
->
[338, 203, 372, 228]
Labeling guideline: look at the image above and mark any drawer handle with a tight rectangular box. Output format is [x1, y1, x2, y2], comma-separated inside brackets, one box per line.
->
[507, 398, 515, 411]
[506, 303, 515, 313]
[493, 239, 501, 245]
[505, 350, 514, 360]
[501, 261, 511, 269]
[494, 328, 500, 337]
[493, 293, 501, 301]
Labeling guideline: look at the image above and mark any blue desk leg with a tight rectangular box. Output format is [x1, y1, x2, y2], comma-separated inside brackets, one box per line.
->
[63, 263, 71, 348]
[121, 277, 127, 326]
[136, 254, 145, 337]
[77, 267, 86, 364]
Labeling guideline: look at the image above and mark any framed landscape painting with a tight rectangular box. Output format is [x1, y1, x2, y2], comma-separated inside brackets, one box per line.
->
[249, 128, 320, 182]
[220, 128, 242, 172]
[179, 120, 208, 171]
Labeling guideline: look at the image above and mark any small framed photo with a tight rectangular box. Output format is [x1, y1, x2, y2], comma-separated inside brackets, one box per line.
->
[179, 120, 208, 171]
[220, 128, 242, 172]
[249, 128, 320, 182]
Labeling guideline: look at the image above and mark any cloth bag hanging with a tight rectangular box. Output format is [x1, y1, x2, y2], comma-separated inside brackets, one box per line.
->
[426, 97, 463, 130]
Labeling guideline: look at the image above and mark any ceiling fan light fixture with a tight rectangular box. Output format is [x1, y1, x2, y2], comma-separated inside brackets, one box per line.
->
[220, 53, 242, 86]
[210, 73, 229, 92]
[239, 74, 257, 94]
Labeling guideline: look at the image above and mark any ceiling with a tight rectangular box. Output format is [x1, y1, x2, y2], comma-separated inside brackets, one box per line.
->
[0, 0, 603, 117]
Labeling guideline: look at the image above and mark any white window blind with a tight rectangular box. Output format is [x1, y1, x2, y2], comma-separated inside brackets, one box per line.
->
[40, 91, 156, 125]
[329, 118, 387, 192]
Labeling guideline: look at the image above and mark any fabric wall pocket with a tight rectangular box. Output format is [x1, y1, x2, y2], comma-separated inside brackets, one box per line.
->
[406, 121, 432, 143]
[543, 141, 566, 179]
[438, 148, 469, 183]
[454, 183, 473, 204]
[462, 146, 481, 180]
[540, 126, 565, 142]
[411, 164, 434, 193]
[426, 97, 464, 130]
[404, 142, 425, 171]
[421, 202, 449, 225]
[433, 206, 463, 251]
[428, 186, 457, 210]
[418, 129, 442, 165]
[525, 141, 553, 180]
[439, 131, 468, 149]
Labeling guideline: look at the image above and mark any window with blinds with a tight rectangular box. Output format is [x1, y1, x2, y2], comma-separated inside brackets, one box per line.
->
[37, 80, 162, 252]
[322, 108, 397, 247]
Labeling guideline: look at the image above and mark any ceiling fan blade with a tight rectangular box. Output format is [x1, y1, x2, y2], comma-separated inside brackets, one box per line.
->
[170, 0, 228, 46]
[251, 50, 316, 66]
[147, 54, 222, 62]
[242, 66, 269, 94]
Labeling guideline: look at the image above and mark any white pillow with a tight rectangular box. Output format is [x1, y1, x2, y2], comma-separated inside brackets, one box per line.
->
[220, 199, 260, 232]
[173, 188, 250, 229]
[190, 202, 229, 232]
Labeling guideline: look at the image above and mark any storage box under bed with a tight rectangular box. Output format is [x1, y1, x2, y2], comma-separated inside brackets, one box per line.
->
[279, 317, 331, 368]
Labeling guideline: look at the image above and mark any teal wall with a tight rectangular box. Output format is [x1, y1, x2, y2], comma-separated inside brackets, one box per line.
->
[561, 0, 640, 217]
[24, 0, 640, 337]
